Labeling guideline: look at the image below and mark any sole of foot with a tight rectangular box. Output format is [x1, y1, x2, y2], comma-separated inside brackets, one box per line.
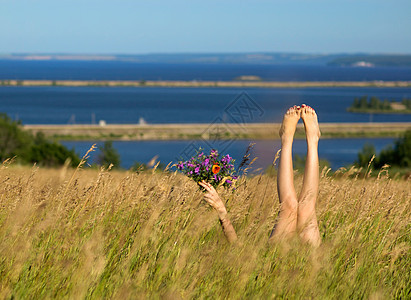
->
[279, 106, 301, 139]
[301, 105, 321, 142]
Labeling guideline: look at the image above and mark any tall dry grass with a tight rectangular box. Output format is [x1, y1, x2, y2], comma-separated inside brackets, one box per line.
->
[0, 158, 409, 299]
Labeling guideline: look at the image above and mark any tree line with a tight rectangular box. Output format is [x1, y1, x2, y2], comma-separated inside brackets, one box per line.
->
[0, 113, 164, 170]
[348, 96, 411, 112]
[0, 114, 80, 167]
[356, 129, 411, 170]
[1, 113, 410, 173]
[0, 114, 122, 168]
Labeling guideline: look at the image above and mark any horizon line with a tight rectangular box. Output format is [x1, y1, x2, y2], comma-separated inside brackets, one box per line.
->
[2, 51, 411, 56]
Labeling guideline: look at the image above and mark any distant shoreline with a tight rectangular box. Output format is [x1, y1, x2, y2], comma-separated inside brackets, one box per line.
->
[347, 108, 411, 114]
[2, 79, 411, 88]
[24, 122, 411, 141]
[2, 53, 411, 67]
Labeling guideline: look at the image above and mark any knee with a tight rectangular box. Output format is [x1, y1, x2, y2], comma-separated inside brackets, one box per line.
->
[280, 196, 298, 212]
[299, 225, 321, 248]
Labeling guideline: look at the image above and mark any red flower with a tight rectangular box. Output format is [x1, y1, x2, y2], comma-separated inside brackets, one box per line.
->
[212, 164, 220, 174]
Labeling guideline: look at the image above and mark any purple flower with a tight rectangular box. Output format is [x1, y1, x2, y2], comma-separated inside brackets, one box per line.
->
[176, 148, 237, 191]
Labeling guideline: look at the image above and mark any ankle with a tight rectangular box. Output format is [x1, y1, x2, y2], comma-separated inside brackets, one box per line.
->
[306, 136, 319, 145]
[281, 134, 294, 141]
[281, 139, 294, 150]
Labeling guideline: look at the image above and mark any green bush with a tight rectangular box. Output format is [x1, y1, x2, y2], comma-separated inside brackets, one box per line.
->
[0, 113, 32, 161]
[356, 143, 377, 168]
[96, 141, 121, 169]
[130, 161, 148, 173]
[28, 132, 80, 167]
[356, 129, 411, 168]
[0, 113, 80, 167]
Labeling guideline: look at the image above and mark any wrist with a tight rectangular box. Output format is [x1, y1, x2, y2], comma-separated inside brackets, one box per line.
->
[218, 209, 228, 220]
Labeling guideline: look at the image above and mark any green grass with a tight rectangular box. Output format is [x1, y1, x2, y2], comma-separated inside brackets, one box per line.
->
[0, 162, 409, 299]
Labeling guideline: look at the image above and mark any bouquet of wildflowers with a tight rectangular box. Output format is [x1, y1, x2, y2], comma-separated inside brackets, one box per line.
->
[177, 149, 238, 189]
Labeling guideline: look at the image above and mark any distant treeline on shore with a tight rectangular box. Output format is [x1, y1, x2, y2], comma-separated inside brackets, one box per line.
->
[348, 96, 411, 114]
[1, 79, 411, 88]
[1, 112, 410, 172]
[2, 53, 411, 66]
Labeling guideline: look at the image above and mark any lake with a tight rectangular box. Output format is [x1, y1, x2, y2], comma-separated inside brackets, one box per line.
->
[1, 86, 410, 124]
[1, 60, 411, 82]
[61, 138, 396, 171]
[1, 61, 409, 170]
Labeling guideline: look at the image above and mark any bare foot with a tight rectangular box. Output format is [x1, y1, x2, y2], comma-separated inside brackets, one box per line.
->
[279, 106, 301, 140]
[300, 104, 321, 142]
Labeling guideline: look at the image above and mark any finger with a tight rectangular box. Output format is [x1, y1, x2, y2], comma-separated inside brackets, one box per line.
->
[204, 191, 219, 202]
[203, 196, 213, 204]
[200, 181, 214, 193]
[199, 181, 211, 190]
[200, 180, 211, 187]
[204, 192, 215, 201]
[203, 196, 217, 207]
[205, 194, 221, 207]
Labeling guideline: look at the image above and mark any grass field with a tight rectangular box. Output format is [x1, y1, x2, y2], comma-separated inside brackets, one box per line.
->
[0, 155, 409, 298]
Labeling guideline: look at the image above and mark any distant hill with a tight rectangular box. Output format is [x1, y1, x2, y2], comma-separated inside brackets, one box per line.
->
[1, 53, 411, 66]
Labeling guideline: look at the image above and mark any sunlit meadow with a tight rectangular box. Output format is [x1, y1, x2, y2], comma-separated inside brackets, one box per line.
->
[0, 152, 409, 299]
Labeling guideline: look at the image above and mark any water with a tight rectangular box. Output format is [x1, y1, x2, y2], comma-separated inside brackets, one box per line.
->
[1, 61, 411, 82]
[61, 138, 396, 171]
[0, 62, 409, 169]
[1, 86, 410, 124]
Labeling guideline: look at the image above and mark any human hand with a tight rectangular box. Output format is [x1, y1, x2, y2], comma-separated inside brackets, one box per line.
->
[198, 180, 227, 218]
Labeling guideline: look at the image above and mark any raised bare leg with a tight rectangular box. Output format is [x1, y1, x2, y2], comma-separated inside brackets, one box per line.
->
[298, 104, 321, 247]
[270, 106, 300, 240]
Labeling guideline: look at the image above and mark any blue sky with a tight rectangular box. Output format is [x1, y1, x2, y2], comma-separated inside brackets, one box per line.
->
[1, 0, 410, 54]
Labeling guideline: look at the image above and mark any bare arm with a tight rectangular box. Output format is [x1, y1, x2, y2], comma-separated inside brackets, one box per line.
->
[198, 181, 238, 243]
